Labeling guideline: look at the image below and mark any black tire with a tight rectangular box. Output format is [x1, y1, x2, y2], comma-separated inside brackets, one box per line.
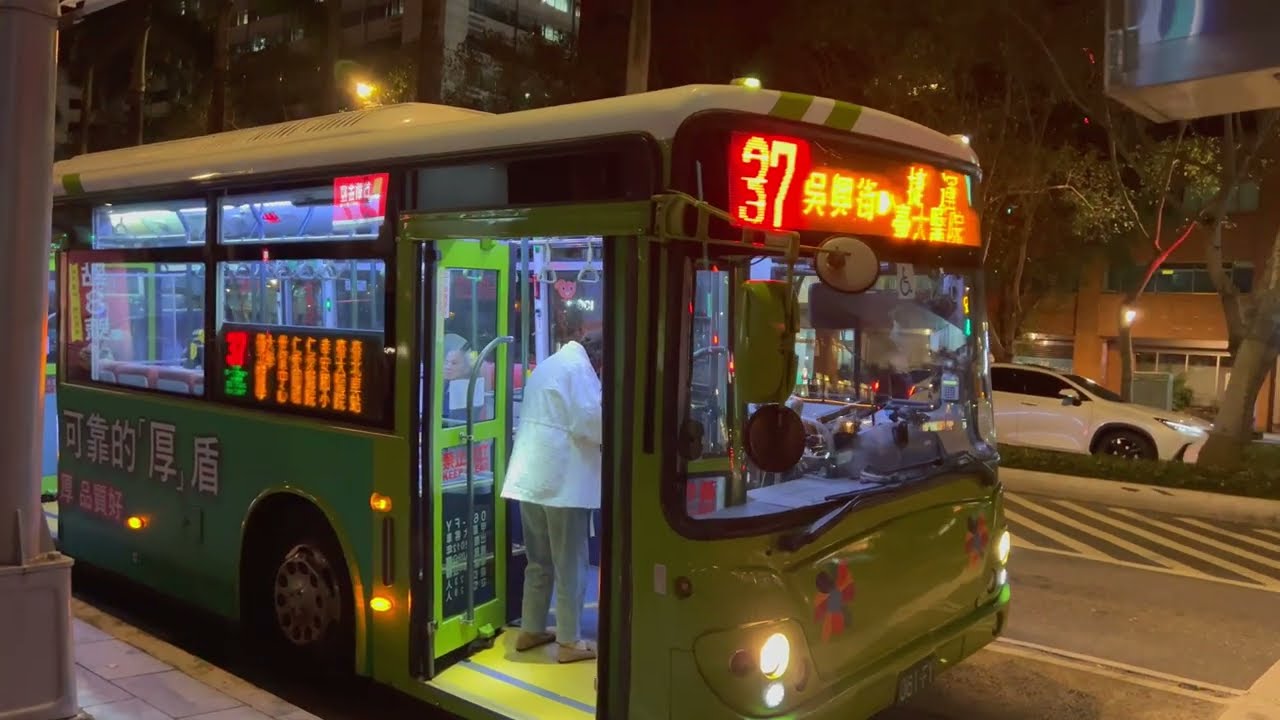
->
[244, 508, 354, 674]
[1094, 428, 1157, 460]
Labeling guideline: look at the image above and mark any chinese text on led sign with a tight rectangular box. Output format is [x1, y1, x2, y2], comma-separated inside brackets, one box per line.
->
[333, 173, 389, 227]
[220, 325, 378, 420]
[727, 131, 980, 247]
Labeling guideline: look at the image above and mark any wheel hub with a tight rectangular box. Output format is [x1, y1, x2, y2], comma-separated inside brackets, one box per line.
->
[273, 544, 341, 647]
[1105, 436, 1141, 458]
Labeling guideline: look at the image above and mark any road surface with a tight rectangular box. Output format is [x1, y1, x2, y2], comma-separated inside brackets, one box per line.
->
[58, 490, 1280, 720]
[875, 492, 1280, 720]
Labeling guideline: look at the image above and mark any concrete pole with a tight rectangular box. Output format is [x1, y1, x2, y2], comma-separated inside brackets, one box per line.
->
[0, 0, 86, 717]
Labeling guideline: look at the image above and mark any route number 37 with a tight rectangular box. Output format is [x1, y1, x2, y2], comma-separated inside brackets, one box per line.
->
[735, 135, 799, 228]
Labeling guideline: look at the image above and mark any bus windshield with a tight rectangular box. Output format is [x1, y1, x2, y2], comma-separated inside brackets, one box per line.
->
[683, 256, 995, 522]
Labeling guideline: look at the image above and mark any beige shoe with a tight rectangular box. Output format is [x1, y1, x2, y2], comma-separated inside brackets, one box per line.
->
[515, 630, 555, 651]
[557, 640, 597, 664]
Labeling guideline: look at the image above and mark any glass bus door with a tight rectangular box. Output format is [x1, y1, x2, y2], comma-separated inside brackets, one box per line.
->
[426, 237, 512, 660]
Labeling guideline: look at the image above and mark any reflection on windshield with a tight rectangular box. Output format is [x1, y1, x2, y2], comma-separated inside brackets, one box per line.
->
[1065, 373, 1122, 403]
[684, 256, 993, 521]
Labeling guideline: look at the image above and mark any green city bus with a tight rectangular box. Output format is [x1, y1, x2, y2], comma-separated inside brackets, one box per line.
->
[52, 83, 1011, 720]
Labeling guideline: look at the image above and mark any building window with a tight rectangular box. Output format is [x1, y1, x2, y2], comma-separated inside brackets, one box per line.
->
[1104, 262, 1254, 294]
[388, 0, 404, 17]
[542, 0, 569, 10]
[1134, 349, 1232, 408]
[250, 36, 268, 52]
[236, 9, 249, 25]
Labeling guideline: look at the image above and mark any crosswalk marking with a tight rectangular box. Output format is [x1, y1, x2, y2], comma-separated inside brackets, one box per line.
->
[1109, 508, 1280, 572]
[1175, 517, 1280, 554]
[1005, 493, 1280, 592]
[1003, 507, 1100, 556]
[1006, 495, 1199, 573]
[1059, 501, 1280, 588]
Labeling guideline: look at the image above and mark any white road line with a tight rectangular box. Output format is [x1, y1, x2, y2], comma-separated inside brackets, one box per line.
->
[1005, 495, 1200, 573]
[1175, 517, 1280, 555]
[1111, 508, 1280, 572]
[1004, 507, 1101, 557]
[989, 638, 1242, 703]
[1257, 528, 1280, 541]
[1217, 656, 1280, 720]
[1013, 542, 1280, 593]
[1060, 501, 1280, 588]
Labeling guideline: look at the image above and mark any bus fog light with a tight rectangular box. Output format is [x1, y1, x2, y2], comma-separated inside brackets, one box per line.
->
[763, 681, 785, 709]
[996, 530, 1011, 564]
[997, 568, 1008, 587]
[759, 633, 790, 679]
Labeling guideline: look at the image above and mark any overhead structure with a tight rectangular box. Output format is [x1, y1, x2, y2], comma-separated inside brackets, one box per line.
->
[1105, 0, 1280, 122]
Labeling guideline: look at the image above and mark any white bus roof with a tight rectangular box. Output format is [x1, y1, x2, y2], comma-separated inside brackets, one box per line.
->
[52, 84, 979, 199]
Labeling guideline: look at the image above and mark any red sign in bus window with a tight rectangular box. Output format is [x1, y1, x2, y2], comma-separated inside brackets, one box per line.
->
[726, 131, 980, 247]
[333, 173, 390, 228]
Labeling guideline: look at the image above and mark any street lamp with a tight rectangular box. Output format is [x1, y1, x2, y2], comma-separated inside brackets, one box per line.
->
[354, 81, 377, 102]
[1122, 307, 1138, 326]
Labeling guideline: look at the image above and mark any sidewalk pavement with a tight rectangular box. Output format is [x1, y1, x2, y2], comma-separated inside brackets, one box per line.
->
[71, 598, 320, 720]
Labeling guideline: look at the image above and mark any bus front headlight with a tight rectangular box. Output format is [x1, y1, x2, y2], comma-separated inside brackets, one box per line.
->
[996, 529, 1011, 565]
[759, 633, 790, 679]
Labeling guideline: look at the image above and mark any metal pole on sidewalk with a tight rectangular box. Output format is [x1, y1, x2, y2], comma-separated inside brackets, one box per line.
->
[0, 0, 86, 717]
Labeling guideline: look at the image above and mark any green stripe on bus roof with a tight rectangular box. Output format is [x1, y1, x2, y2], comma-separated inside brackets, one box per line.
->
[824, 100, 863, 131]
[769, 92, 814, 121]
[61, 173, 84, 195]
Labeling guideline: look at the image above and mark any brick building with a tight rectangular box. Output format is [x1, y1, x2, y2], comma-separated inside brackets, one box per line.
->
[1016, 172, 1278, 432]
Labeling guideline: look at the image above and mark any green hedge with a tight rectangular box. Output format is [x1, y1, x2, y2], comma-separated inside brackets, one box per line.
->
[997, 443, 1280, 500]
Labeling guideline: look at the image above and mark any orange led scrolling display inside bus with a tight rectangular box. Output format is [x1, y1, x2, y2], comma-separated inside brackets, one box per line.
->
[218, 323, 384, 423]
[726, 131, 980, 247]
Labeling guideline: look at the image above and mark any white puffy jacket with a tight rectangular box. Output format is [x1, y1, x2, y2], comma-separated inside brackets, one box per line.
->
[501, 341, 602, 509]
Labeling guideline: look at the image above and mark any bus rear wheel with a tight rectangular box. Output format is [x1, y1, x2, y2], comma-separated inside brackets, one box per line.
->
[245, 509, 353, 673]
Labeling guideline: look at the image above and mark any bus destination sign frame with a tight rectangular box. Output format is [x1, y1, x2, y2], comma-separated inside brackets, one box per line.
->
[726, 130, 981, 247]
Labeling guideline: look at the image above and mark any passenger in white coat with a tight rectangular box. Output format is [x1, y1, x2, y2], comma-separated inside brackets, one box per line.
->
[502, 333, 603, 663]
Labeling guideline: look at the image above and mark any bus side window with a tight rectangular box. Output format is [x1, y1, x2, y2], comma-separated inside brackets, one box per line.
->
[64, 260, 206, 395]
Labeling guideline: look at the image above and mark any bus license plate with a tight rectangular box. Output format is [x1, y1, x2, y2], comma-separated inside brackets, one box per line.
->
[895, 655, 937, 704]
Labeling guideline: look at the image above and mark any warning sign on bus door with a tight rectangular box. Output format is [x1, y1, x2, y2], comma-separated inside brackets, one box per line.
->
[440, 439, 497, 619]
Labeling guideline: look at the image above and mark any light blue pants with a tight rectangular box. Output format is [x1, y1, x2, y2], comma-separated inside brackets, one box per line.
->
[519, 502, 592, 644]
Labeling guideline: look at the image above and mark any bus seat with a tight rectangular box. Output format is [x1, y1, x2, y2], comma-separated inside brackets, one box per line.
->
[114, 363, 158, 389]
[95, 359, 120, 384]
[155, 366, 201, 395]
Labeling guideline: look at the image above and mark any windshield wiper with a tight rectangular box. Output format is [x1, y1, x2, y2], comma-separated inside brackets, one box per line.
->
[852, 449, 997, 490]
[778, 451, 998, 554]
[776, 495, 873, 553]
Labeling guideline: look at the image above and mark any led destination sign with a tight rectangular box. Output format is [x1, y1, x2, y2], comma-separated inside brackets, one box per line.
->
[727, 131, 981, 247]
[218, 324, 385, 423]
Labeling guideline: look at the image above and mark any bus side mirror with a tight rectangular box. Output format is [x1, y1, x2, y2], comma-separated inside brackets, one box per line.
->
[734, 279, 797, 406]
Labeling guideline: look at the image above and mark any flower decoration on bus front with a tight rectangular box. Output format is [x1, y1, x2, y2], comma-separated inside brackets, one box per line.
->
[965, 512, 990, 567]
[813, 559, 855, 642]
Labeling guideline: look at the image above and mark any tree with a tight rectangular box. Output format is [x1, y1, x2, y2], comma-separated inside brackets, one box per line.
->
[1196, 115, 1280, 465]
[440, 30, 584, 112]
[1008, 1, 1280, 438]
[758, 0, 1113, 359]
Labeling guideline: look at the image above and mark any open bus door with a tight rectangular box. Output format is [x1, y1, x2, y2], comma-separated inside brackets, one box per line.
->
[420, 237, 513, 662]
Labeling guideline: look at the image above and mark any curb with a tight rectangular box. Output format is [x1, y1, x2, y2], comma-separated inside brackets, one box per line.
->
[998, 467, 1280, 529]
[71, 598, 320, 720]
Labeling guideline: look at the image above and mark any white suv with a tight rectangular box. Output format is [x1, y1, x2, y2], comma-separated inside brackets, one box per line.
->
[990, 363, 1211, 461]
